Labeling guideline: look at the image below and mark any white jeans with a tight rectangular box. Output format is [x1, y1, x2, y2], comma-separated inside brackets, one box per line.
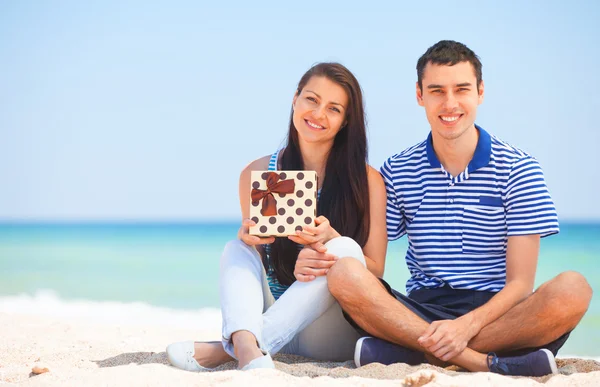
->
[219, 236, 365, 361]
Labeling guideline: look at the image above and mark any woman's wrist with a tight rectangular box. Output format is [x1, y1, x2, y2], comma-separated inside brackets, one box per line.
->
[323, 228, 341, 244]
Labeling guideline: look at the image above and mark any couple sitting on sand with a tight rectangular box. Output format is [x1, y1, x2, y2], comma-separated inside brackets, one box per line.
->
[166, 40, 592, 377]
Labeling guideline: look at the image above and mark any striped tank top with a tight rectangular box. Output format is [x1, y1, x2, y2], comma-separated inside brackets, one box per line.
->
[263, 150, 320, 300]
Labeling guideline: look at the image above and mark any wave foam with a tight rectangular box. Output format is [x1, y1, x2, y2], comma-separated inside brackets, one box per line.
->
[0, 289, 222, 331]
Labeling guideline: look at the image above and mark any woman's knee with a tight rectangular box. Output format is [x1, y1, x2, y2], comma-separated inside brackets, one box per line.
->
[324, 236, 366, 267]
[221, 239, 261, 266]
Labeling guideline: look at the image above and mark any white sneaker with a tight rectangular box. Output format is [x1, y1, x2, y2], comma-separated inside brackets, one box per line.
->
[166, 341, 211, 372]
[240, 351, 275, 371]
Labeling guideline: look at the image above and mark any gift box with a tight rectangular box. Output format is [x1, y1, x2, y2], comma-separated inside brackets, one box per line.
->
[249, 170, 317, 237]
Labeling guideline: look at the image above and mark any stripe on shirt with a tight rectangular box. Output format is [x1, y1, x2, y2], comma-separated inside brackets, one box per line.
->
[380, 125, 559, 294]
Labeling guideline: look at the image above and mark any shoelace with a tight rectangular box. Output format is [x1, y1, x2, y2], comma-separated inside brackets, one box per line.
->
[486, 352, 511, 374]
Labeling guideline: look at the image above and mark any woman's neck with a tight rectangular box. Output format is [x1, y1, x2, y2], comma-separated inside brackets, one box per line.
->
[297, 139, 332, 187]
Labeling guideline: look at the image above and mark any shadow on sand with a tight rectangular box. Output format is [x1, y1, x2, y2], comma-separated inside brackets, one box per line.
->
[93, 351, 170, 367]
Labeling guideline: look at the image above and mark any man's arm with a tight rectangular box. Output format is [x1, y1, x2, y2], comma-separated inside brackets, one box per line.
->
[463, 234, 539, 331]
[418, 235, 540, 361]
[419, 156, 555, 361]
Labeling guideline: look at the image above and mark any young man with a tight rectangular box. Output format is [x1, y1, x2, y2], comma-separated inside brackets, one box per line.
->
[327, 40, 592, 377]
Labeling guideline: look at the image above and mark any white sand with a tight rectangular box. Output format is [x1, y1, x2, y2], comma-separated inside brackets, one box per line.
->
[1, 312, 599, 387]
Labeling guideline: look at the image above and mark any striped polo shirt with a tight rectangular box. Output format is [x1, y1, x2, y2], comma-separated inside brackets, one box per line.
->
[380, 125, 559, 294]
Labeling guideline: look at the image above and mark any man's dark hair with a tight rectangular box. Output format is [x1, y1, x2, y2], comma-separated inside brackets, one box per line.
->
[416, 40, 482, 91]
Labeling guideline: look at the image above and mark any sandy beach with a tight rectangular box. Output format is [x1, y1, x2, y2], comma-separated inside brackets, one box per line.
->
[1, 313, 598, 387]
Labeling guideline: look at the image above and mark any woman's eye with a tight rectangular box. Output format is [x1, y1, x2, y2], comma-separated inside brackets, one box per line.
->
[306, 97, 317, 103]
[330, 107, 341, 113]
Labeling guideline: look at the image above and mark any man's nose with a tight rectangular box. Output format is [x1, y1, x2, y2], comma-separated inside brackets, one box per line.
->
[443, 93, 459, 110]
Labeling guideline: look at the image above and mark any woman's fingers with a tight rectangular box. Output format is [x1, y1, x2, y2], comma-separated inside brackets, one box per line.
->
[299, 258, 337, 269]
[239, 219, 275, 245]
[314, 216, 329, 226]
[292, 231, 319, 244]
[294, 272, 316, 282]
[297, 267, 329, 276]
[287, 234, 316, 245]
[309, 241, 327, 253]
[242, 218, 256, 227]
[241, 234, 274, 245]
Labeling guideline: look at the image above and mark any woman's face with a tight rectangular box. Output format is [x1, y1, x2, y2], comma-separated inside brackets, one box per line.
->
[292, 76, 348, 145]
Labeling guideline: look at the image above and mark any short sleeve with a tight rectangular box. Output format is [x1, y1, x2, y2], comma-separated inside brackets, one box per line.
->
[380, 157, 407, 240]
[505, 157, 559, 238]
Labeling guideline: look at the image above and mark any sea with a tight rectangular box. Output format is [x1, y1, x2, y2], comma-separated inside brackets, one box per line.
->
[0, 222, 598, 358]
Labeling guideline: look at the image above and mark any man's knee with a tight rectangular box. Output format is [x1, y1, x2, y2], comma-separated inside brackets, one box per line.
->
[327, 257, 368, 301]
[556, 271, 592, 302]
[555, 271, 593, 312]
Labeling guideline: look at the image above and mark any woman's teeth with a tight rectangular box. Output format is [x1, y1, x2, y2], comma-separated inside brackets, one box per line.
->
[306, 120, 323, 129]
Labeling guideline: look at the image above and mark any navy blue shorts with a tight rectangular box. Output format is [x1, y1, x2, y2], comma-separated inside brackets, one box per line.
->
[345, 278, 570, 357]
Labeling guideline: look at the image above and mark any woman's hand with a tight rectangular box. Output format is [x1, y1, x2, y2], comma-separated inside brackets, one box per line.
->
[238, 219, 275, 246]
[294, 246, 339, 282]
[288, 216, 340, 252]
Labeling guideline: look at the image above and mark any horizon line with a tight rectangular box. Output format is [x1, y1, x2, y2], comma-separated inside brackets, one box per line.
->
[1, 219, 599, 226]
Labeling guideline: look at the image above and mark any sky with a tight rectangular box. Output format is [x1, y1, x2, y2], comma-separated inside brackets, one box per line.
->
[1, 0, 599, 222]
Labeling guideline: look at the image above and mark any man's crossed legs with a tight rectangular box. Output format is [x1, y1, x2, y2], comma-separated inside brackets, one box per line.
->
[327, 258, 592, 375]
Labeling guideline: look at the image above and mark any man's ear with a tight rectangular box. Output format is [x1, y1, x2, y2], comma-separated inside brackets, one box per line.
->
[416, 82, 424, 106]
[478, 80, 485, 104]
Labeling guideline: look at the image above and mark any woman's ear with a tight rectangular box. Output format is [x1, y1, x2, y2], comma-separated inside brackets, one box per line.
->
[292, 91, 299, 110]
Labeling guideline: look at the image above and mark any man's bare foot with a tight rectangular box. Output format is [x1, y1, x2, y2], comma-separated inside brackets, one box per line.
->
[425, 353, 450, 368]
[193, 341, 233, 368]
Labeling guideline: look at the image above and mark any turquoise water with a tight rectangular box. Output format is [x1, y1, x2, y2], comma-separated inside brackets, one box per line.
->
[0, 222, 598, 356]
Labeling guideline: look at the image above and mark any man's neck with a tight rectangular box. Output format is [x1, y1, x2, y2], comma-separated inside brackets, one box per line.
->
[432, 126, 479, 178]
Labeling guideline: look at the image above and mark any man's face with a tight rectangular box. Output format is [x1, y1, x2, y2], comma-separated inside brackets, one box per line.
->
[416, 61, 484, 141]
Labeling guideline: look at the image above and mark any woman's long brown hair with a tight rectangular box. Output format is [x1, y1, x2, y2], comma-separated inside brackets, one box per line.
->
[265, 62, 370, 286]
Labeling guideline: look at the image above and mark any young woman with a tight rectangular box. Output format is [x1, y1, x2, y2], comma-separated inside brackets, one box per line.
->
[166, 62, 388, 371]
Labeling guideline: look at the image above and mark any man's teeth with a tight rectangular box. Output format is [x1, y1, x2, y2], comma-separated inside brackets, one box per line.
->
[441, 116, 459, 122]
[307, 121, 323, 129]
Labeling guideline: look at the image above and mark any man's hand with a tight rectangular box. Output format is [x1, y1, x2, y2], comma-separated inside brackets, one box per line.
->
[417, 315, 481, 362]
[294, 246, 338, 282]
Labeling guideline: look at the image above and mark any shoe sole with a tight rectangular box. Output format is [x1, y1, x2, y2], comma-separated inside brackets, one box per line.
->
[540, 348, 558, 374]
[354, 337, 371, 368]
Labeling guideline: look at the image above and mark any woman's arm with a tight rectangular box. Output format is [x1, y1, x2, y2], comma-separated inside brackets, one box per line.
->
[237, 155, 275, 247]
[238, 155, 271, 220]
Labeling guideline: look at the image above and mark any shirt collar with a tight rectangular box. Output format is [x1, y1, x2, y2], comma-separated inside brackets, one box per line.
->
[426, 124, 491, 173]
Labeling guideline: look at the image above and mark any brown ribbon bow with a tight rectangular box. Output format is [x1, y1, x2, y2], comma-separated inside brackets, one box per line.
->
[251, 172, 296, 216]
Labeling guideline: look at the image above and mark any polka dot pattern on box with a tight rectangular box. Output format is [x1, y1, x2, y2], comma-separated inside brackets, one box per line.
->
[249, 170, 318, 237]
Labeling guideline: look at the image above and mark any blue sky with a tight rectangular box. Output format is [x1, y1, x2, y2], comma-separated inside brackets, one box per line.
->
[1, 1, 599, 221]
